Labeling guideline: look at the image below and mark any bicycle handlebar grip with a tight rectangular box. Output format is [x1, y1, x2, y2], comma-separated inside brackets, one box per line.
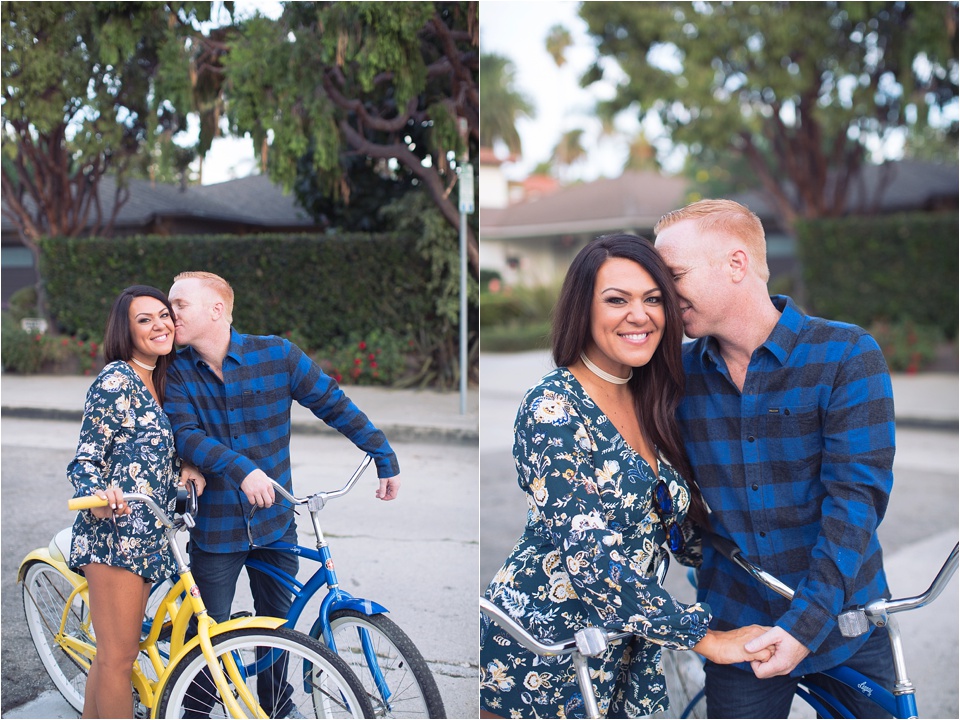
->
[68, 495, 109, 510]
[710, 534, 742, 561]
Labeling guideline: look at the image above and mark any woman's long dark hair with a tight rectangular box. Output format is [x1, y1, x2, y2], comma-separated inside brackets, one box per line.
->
[103, 285, 176, 406]
[551, 234, 709, 527]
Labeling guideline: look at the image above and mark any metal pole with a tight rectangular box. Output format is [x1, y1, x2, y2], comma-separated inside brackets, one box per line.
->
[459, 205, 467, 415]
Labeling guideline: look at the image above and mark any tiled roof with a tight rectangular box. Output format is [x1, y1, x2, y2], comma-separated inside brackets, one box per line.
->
[482, 171, 690, 238]
[2, 173, 317, 233]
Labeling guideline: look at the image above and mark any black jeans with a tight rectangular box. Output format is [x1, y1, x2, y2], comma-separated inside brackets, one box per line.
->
[183, 524, 300, 717]
[703, 626, 896, 719]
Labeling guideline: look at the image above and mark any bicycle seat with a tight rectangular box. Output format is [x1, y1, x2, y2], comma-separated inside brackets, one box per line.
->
[50, 527, 73, 564]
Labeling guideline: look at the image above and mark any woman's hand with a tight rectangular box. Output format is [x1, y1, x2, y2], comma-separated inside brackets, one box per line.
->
[179, 460, 206, 497]
[693, 626, 776, 664]
[90, 486, 131, 520]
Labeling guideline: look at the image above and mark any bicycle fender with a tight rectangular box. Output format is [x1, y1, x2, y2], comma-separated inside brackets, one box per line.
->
[151, 615, 288, 716]
[18, 549, 79, 585]
[328, 596, 390, 616]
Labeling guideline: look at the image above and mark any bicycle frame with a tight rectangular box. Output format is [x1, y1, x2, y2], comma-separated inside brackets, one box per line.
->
[244, 456, 397, 708]
[62, 491, 289, 719]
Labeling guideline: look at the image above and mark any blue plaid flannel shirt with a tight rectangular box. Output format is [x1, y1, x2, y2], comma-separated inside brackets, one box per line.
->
[164, 329, 399, 552]
[679, 295, 894, 676]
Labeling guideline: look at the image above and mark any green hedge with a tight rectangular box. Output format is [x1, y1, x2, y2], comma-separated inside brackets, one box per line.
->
[39, 233, 438, 349]
[796, 212, 958, 339]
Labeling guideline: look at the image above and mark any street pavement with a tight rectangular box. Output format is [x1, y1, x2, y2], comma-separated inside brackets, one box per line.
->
[0, 377, 479, 719]
[480, 351, 959, 719]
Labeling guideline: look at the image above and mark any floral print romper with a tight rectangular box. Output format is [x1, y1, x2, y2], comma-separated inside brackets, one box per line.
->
[68, 361, 180, 584]
[480, 369, 712, 718]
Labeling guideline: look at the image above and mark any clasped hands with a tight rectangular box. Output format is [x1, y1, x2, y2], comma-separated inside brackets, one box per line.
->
[696, 625, 810, 677]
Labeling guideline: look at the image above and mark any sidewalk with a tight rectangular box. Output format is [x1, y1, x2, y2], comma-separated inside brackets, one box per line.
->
[479, 350, 959, 431]
[0, 374, 479, 444]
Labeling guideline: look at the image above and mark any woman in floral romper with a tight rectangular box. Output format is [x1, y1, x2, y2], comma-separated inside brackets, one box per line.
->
[480, 235, 773, 718]
[68, 286, 204, 719]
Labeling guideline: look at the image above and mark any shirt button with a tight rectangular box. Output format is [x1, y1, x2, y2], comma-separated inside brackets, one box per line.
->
[747, 436, 756, 442]
[233, 435, 239, 439]
[759, 531, 767, 537]
[751, 483, 759, 491]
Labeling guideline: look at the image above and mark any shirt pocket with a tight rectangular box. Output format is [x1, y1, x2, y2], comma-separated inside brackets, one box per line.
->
[761, 403, 822, 473]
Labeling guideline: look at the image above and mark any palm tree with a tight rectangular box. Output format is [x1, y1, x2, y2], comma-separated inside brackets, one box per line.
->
[551, 129, 587, 182]
[479, 52, 535, 156]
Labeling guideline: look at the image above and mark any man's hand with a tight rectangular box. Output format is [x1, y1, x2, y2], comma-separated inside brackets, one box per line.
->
[376, 475, 400, 501]
[240, 469, 276, 508]
[745, 626, 811, 678]
[179, 460, 206, 496]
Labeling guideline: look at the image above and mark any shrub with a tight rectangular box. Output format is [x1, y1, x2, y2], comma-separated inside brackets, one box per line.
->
[1, 313, 103, 374]
[868, 320, 943, 373]
[796, 212, 958, 339]
[317, 330, 414, 386]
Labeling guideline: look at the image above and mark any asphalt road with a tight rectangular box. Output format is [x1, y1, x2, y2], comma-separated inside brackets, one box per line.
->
[1, 417, 479, 718]
[479, 354, 959, 719]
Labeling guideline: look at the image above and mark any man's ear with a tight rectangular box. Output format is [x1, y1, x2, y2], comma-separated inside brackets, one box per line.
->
[728, 248, 749, 283]
[210, 300, 225, 321]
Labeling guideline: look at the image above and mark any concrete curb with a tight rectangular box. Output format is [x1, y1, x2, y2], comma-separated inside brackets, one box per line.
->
[2, 404, 944, 438]
[0, 406, 479, 444]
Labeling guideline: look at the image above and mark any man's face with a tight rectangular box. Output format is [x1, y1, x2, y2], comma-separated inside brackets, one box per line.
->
[168, 278, 213, 346]
[654, 219, 729, 339]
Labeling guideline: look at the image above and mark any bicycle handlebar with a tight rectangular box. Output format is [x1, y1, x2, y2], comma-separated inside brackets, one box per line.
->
[69, 492, 174, 527]
[69, 482, 198, 529]
[265, 455, 374, 510]
[710, 533, 960, 637]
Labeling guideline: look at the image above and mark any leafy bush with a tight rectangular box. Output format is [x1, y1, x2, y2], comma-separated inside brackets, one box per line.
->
[479, 284, 559, 328]
[796, 212, 958, 339]
[480, 320, 552, 353]
[1, 313, 103, 374]
[316, 330, 414, 386]
[868, 320, 943, 373]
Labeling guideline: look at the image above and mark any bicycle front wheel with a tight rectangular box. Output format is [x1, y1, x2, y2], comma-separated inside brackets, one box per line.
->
[156, 627, 374, 718]
[321, 610, 446, 718]
[21, 561, 92, 713]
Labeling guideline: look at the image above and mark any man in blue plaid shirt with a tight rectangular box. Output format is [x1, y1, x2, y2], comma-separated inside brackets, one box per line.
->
[655, 200, 896, 718]
[164, 271, 400, 715]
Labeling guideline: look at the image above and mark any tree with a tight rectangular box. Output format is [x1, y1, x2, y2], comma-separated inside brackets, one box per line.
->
[551, 128, 587, 182]
[1, 1, 212, 316]
[220, 1, 480, 273]
[479, 52, 534, 156]
[577, 1, 959, 228]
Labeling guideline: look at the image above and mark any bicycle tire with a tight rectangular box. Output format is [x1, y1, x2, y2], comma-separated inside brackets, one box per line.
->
[21, 561, 92, 713]
[319, 610, 446, 718]
[156, 626, 374, 718]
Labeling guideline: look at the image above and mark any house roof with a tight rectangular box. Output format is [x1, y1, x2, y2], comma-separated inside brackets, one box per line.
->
[482, 160, 957, 241]
[731, 159, 959, 220]
[482, 170, 691, 239]
[2, 173, 318, 234]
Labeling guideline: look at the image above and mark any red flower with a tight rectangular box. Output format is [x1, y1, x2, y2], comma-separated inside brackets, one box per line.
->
[358, 341, 367, 350]
[370, 360, 378, 369]
[354, 357, 362, 365]
[61, 338, 69, 346]
[368, 353, 376, 361]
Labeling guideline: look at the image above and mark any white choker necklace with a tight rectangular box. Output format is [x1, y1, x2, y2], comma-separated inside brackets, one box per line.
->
[130, 357, 156, 372]
[580, 352, 632, 384]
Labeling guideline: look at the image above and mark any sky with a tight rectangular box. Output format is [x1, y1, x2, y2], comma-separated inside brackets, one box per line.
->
[479, 1, 644, 182]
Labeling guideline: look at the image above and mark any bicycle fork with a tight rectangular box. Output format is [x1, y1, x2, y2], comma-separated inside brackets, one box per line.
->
[308, 506, 395, 712]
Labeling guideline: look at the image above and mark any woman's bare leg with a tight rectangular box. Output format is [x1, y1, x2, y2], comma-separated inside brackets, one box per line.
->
[81, 563, 151, 718]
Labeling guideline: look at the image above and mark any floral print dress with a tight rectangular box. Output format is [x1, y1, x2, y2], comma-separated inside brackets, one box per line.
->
[68, 361, 180, 584]
[480, 369, 711, 718]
